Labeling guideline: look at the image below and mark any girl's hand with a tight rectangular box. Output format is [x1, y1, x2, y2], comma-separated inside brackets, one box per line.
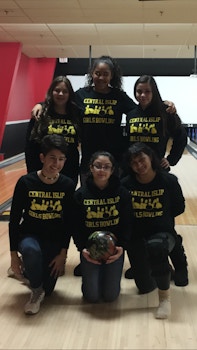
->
[31, 104, 42, 120]
[160, 157, 170, 169]
[164, 100, 176, 114]
[82, 248, 101, 265]
[49, 254, 67, 278]
[11, 253, 24, 277]
[105, 246, 123, 264]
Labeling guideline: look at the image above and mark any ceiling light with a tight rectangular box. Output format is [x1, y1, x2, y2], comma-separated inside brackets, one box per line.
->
[59, 58, 68, 63]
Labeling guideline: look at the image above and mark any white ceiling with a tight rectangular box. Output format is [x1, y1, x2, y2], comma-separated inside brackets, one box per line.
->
[0, 0, 197, 59]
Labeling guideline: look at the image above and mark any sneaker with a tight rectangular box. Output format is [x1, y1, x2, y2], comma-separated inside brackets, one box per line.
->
[73, 263, 82, 277]
[24, 287, 45, 315]
[174, 267, 189, 286]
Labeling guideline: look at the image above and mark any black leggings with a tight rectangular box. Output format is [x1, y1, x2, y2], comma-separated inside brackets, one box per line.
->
[128, 232, 175, 292]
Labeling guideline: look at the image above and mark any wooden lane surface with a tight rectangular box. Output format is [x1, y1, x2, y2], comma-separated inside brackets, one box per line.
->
[0, 222, 197, 350]
[172, 152, 197, 226]
[0, 160, 27, 206]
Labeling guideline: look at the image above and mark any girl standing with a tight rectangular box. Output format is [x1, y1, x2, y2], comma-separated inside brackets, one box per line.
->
[25, 76, 80, 187]
[126, 75, 187, 170]
[74, 56, 136, 183]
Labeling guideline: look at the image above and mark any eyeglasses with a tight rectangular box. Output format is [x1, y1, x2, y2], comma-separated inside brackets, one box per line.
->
[92, 163, 112, 171]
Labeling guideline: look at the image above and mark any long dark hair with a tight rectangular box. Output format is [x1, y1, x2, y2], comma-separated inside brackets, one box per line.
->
[134, 75, 181, 135]
[31, 76, 80, 143]
[85, 55, 123, 90]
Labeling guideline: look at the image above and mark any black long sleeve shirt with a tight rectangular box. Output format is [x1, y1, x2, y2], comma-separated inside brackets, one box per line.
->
[121, 171, 185, 240]
[73, 175, 132, 251]
[126, 104, 187, 166]
[75, 87, 136, 170]
[25, 110, 80, 184]
[9, 172, 75, 251]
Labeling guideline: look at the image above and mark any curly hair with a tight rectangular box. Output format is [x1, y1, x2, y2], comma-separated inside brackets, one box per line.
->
[85, 55, 123, 90]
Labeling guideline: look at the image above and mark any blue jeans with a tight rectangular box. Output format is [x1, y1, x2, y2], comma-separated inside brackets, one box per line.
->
[19, 236, 61, 296]
[80, 252, 124, 303]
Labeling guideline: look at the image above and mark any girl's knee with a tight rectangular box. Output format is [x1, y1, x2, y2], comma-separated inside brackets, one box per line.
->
[22, 246, 41, 260]
[102, 290, 120, 302]
[82, 292, 100, 303]
[82, 285, 100, 303]
[20, 237, 41, 256]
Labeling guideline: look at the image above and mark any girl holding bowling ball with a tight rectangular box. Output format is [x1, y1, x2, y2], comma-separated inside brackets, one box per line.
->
[72, 150, 132, 303]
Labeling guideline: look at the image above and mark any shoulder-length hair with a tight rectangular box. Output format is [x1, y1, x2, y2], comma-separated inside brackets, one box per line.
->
[125, 142, 162, 174]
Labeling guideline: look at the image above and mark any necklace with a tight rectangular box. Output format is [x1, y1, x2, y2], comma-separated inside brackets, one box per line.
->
[41, 171, 59, 181]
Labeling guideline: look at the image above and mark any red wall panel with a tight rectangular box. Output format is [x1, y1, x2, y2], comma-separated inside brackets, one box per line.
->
[0, 43, 21, 145]
[0, 42, 56, 150]
[7, 56, 56, 122]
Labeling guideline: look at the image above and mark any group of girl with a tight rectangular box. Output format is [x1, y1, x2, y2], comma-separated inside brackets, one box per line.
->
[9, 56, 188, 319]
